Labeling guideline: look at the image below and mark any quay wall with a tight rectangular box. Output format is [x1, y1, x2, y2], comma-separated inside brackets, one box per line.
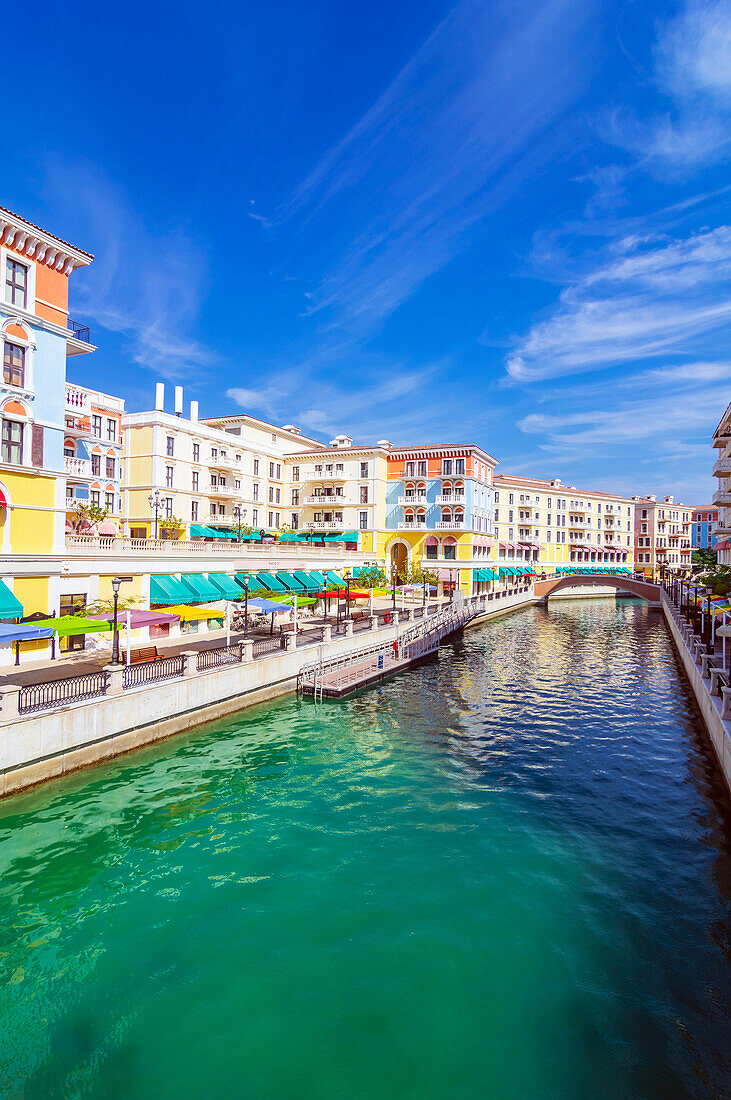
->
[661, 592, 731, 798]
[0, 589, 536, 798]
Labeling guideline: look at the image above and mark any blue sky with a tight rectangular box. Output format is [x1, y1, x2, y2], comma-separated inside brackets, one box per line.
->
[8, 0, 731, 501]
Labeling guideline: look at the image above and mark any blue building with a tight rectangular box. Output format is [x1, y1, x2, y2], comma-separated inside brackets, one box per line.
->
[691, 507, 720, 550]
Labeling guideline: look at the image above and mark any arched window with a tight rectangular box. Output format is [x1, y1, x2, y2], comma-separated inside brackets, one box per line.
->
[442, 535, 457, 560]
[424, 534, 439, 560]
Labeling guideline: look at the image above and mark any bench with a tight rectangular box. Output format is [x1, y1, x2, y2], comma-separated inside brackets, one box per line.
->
[128, 646, 160, 664]
[350, 610, 368, 622]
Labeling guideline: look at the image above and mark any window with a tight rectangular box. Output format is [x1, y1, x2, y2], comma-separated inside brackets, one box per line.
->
[417, 461, 427, 477]
[292, 466, 299, 481]
[360, 485, 368, 504]
[166, 466, 174, 488]
[5, 259, 27, 308]
[193, 443, 200, 463]
[165, 497, 173, 518]
[359, 511, 368, 529]
[275, 512, 280, 527]
[252, 508, 258, 525]
[1, 419, 22, 464]
[192, 471, 199, 491]
[107, 419, 117, 442]
[275, 488, 281, 504]
[292, 514, 299, 530]
[105, 491, 114, 512]
[91, 454, 101, 476]
[269, 462, 274, 478]
[253, 459, 259, 476]
[234, 479, 240, 490]
[106, 456, 115, 478]
[3, 342, 25, 387]
[405, 461, 415, 477]
[509, 493, 514, 505]
[292, 489, 299, 505]
[268, 511, 274, 527]
[443, 543, 456, 560]
[442, 459, 452, 475]
[211, 447, 218, 459]
[166, 435, 174, 456]
[91, 490, 100, 507]
[253, 483, 259, 501]
[455, 459, 465, 474]
[276, 463, 281, 479]
[360, 461, 369, 478]
[92, 415, 102, 437]
[191, 501, 198, 521]
[268, 487, 274, 503]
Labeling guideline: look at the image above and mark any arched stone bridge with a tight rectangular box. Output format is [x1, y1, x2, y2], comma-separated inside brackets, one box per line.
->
[533, 573, 662, 608]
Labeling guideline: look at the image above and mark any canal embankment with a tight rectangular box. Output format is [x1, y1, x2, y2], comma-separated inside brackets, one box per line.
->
[0, 587, 537, 797]
[661, 590, 731, 797]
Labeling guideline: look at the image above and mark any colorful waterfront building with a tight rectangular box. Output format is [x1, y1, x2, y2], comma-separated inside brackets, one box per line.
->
[64, 382, 124, 531]
[0, 206, 94, 623]
[380, 444, 497, 596]
[712, 401, 731, 566]
[492, 475, 634, 573]
[691, 507, 719, 552]
[633, 495, 692, 578]
[123, 385, 323, 539]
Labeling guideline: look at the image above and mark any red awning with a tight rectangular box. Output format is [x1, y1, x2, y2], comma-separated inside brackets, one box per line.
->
[438, 568, 458, 580]
[715, 539, 729, 550]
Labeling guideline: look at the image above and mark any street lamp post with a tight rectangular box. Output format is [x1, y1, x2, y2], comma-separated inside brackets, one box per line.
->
[147, 489, 163, 540]
[110, 575, 132, 666]
[391, 564, 397, 612]
[233, 505, 247, 543]
[243, 573, 249, 637]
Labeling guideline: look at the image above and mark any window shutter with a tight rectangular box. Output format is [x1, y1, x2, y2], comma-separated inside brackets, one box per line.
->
[31, 424, 43, 467]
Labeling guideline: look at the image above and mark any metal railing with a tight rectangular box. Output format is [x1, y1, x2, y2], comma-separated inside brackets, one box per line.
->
[123, 654, 186, 689]
[68, 318, 91, 343]
[252, 635, 286, 658]
[197, 645, 242, 671]
[18, 671, 109, 714]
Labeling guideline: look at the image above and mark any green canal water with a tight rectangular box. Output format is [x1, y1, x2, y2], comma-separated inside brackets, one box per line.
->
[1, 599, 730, 1098]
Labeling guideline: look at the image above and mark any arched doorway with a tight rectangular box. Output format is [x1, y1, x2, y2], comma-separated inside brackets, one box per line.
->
[389, 541, 409, 575]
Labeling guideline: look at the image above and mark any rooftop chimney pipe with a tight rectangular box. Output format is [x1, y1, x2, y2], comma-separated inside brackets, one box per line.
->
[155, 383, 165, 411]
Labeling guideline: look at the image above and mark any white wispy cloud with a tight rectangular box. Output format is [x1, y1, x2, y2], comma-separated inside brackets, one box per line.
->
[507, 225, 731, 382]
[45, 162, 216, 381]
[604, 0, 731, 173]
[276, 0, 598, 335]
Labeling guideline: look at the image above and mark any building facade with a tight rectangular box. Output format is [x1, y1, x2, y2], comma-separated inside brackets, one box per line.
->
[65, 383, 124, 529]
[380, 444, 497, 596]
[633, 495, 692, 577]
[713, 401, 731, 566]
[0, 206, 94, 622]
[691, 507, 719, 551]
[492, 475, 634, 573]
[123, 387, 323, 539]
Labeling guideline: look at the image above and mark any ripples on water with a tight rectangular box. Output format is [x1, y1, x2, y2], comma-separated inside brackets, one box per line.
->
[0, 599, 730, 1099]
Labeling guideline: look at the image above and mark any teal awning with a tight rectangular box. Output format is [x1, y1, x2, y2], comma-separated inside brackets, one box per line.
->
[190, 524, 216, 538]
[252, 572, 287, 592]
[208, 574, 244, 600]
[150, 575, 192, 605]
[325, 571, 345, 587]
[278, 532, 298, 542]
[209, 527, 237, 540]
[342, 531, 359, 542]
[275, 572, 305, 591]
[180, 574, 222, 603]
[0, 580, 23, 619]
[293, 571, 320, 591]
[499, 566, 517, 577]
[308, 571, 326, 587]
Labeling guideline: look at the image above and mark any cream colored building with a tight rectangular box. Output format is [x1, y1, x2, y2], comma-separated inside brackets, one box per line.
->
[633, 495, 692, 578]
[492, 475, 635, 570]
[285, 435, 390, 555]
[122, 385, 322, 538]
[712, 401, 731, 566]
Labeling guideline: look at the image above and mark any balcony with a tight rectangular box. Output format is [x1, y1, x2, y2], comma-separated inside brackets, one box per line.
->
[64, 456, 92, 480]
[435, 520, 464, 530]
[303, 468, 347, 482]
[303, 494, 347, 505]
[712, 489, 731, 506]
[65, 385, 91, 414]
[64, 414, 92, 438]
[714, 524, 731, 538]
[398, 521, 427, 530]
[209, 455, 242, 473]
[398, 495, 428, 506]
[435, 494, 465, 505]
[307, 520, 343, 531]
[713, 457, 731, 476]
[208, 484, 239, 499]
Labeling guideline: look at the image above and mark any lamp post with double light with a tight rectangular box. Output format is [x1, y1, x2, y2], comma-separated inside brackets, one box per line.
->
[233, 505, 247, 543]
[148, 489, 163, 541]
[110, 575, 132, 666]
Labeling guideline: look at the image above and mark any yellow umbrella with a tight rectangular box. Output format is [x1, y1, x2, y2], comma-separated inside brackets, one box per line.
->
[164, 604, 226, 622]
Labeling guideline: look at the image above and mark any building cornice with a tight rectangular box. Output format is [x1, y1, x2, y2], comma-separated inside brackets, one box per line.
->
[0, 208, 93, 271]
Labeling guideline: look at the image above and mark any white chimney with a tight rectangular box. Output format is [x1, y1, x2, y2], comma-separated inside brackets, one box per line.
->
[190, 400, 199, 423]
[174, 386, 183, 416]
[155, 382, 165, 411]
